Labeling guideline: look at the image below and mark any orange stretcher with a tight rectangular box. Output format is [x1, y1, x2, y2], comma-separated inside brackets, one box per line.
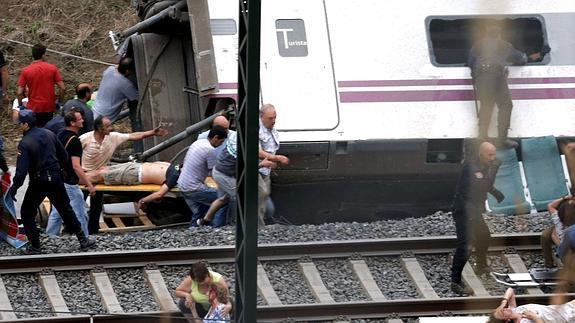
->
[79, 177, 216, 192]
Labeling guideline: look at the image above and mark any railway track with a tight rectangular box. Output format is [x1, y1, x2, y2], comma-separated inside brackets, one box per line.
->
[0, 233, 565, 322]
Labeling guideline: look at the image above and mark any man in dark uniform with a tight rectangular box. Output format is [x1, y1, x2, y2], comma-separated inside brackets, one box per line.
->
[451, 141, 504, 294]
[8, 110, 96, 253]
[469, 25, 547, 147]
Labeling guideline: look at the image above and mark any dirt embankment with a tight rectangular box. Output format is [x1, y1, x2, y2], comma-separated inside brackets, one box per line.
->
[0, 0, 137, 164]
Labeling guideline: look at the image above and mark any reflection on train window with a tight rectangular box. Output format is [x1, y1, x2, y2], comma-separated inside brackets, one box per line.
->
[275, 19, 308, 57]
[426, 16, 548, 67]
[211, 19, 237, 35]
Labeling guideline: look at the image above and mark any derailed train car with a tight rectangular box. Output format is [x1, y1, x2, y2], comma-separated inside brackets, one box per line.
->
[117, 0, 575, 224]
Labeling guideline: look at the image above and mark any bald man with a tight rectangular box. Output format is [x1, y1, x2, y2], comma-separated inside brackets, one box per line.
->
[451, 141, 504, 295]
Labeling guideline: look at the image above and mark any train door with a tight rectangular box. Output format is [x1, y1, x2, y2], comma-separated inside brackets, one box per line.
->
[260, 0, 339, 131]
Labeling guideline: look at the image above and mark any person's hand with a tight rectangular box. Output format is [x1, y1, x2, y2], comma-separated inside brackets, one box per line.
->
[522, 309, 539, 320]
[259, 159, 277, 169]
[153, 127, 168, 137]
[492, 189, 505, 203]
[136, 199, 148, 212]
[184, 295, 194, 308]
[87, 183, 96, 197]
[273, 154, 289, 166]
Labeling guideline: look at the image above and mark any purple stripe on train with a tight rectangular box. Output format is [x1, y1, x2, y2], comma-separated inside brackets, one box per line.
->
[338, 77, 575, 87]
[339, 88, 575, 103]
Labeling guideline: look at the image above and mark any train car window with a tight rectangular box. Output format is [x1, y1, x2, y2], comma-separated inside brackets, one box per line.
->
[210, 19, 237, 35]
[426, 16, 548, 67]
[275, 19, 308, 57]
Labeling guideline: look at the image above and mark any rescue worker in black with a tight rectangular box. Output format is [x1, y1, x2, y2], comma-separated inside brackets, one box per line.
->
[468, 25, 549, 148]
[8, 110, 96, 253]
[451, 142, 504, 295]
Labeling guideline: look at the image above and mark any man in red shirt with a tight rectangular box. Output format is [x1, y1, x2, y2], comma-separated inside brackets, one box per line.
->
[16, 44, 66, 127]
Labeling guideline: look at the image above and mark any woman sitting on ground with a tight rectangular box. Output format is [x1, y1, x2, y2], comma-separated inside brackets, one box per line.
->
[175, 261, 232, 318]
[488, 287, 575, 322]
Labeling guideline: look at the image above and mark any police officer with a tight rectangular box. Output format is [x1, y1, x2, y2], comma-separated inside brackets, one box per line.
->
[451, 141, 504, 295]
[469, 25, 548, 148]
[8, 110, 96, 253]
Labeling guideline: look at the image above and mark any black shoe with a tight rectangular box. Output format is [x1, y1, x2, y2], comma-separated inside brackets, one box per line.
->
[24, 244, 42, 255]
[76, 232, 96, 251]
[451, 282, 473, 295]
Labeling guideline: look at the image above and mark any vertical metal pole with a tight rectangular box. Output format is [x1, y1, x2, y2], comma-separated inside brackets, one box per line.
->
[235, 0, 260, 322]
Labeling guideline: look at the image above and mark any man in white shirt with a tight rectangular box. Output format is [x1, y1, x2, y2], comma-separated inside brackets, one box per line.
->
[80, 115, 167, 233]
[258, 104, 289, 224]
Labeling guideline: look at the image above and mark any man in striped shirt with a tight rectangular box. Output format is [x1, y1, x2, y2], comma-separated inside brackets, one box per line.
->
[178, 126, 228, 228]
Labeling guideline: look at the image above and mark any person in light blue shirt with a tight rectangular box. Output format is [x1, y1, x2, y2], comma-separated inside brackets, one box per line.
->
[92, 57, 141, 151]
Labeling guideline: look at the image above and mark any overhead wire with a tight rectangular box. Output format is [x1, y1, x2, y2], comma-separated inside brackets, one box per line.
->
[0, 37, 114, 66]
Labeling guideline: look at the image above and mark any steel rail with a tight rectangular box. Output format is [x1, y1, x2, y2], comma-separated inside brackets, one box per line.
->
[0, 233, 540, 273]
[4, 294, 574, 322]
[256, 294, 575, 321]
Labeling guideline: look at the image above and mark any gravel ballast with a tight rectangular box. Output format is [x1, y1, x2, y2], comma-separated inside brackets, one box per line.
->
[0, 211, 553, 256]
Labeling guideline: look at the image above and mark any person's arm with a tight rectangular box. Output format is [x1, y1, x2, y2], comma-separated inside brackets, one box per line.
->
[521, 309, 544, 323]
[551, 228, 561, 245]
[175, 277, 195, 309]
[548, 195, 570, 214]
[16, 85, 24, 107]
[56, 80, 66, 104]
[0, 65, 8, 105]
[501, 287, 517, 308]
[258, 148, 289, 166]
[138, 184, 170, 209]
[71, 156, 95, 196]
[128, 127, 168, 141]
[11, 142, 29, 194]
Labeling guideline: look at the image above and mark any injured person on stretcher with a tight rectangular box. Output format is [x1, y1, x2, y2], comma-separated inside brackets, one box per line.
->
[84, 161, 172, 185]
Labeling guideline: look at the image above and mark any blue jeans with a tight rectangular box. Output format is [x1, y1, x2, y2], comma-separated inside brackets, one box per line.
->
[46, 183, 89, 236]
[181, 187, 228, 227]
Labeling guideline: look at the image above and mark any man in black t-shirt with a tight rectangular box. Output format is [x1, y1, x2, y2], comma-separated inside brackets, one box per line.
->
[45, 110, 96, 237]
[0, 50, 8, 106]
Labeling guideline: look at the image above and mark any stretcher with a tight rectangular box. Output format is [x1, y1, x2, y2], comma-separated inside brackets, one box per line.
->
[79, 177, 215, 193]
[80, 184, 179, 193]
[491, 268, 559, 287]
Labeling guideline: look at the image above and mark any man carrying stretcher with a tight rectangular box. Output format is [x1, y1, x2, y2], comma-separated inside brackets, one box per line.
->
[79, 115, 168, 234]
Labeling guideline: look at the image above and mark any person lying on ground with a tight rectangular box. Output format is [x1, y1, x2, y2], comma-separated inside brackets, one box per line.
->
[488, 287, 575, 323]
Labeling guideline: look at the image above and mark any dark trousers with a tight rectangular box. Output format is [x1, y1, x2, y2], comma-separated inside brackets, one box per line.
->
[35, 112, 54, 128]
[451, 206, 491, 283]
[474, 72, 513, 139]
[85, 191, 103, 235]
[541, 225, 556, 268]
[21, 173, 81, 246]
